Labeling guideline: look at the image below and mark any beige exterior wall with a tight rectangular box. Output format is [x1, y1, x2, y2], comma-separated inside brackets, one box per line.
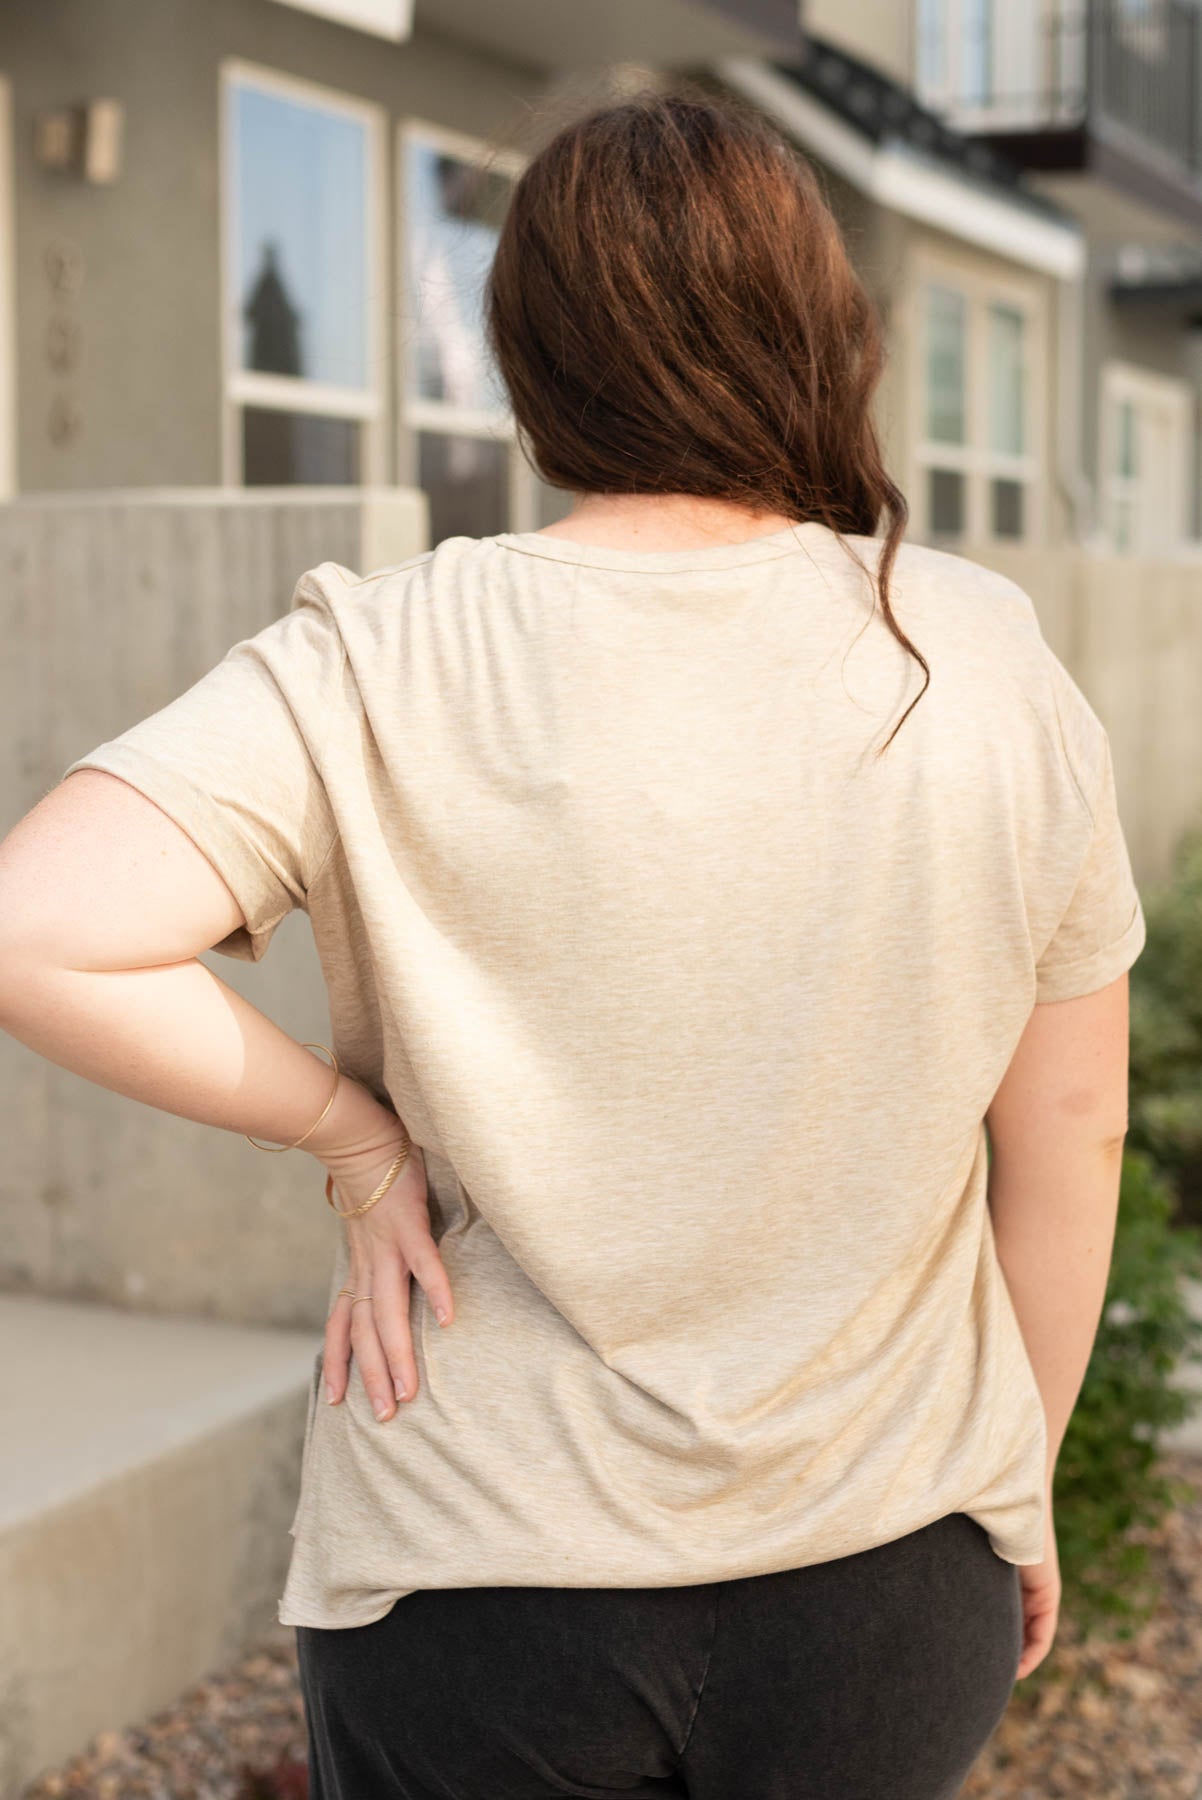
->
[802, 0, 913, 84]
[963, 540, 1202, 888]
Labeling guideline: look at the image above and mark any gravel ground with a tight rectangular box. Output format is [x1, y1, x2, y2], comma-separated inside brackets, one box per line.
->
[20, 1449, 1202, 1800]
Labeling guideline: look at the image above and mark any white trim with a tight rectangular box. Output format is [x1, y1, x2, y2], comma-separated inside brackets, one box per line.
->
[229, 371, 384, 418]
[714, 56, 1085, 280]
[905, 244, 1049, 545]
[218, 58, 388, 486]
[403, 396, 515, 438]
[0, 74, 16, 498]
[1099, 360, 1194, 555]
[265, 0, 413, 40]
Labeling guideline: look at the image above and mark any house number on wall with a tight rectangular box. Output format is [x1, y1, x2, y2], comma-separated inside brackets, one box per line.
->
[43, 237, 85, 449]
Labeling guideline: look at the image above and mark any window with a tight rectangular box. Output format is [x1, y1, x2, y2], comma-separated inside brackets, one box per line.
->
[923, 284, 968, 537]
[912, 258, 1043, 546]
[1101, 362, 1193, 555]
[915, 0, 995, 111]
[917, 0, 948, 97]
[960, 0, 994, 107]
[221, 62, 385, 486]
[914, 0, 1073, 132]
[398, 121, 566, 545]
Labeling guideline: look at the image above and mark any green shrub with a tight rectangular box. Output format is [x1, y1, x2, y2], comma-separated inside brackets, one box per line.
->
[1047, 1145, 1202, 1647]
[1007, 827, 1202, 1668]
[1129, 824, 1202, 1228]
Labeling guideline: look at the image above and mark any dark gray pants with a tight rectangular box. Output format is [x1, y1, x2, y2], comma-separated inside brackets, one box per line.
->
[296, 1510, 1022, 1799]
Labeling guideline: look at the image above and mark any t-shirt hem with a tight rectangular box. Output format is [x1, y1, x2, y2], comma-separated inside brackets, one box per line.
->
[279, 1592, 415, 1630]
[1034, 896, 1147, 1005]
[61, 744, 292, 961]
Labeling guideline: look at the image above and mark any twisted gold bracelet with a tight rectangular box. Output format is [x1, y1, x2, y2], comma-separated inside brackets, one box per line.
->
[325, 1135, 412, 1221]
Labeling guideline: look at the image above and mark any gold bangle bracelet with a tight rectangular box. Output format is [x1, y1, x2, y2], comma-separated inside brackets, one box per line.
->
[246, 1042, 340, 1152]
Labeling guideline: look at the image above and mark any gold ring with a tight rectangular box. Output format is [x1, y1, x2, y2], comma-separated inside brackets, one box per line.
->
[350, 1294, 373, 1307]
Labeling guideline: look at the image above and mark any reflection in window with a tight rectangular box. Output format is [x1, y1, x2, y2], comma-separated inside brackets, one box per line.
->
[988, 304, 1026, 456]
[961, 0, 993, 106]
[534, 471, 570, 528]
[243, 408, 361, 484]
[405, 143, 512, 416]
[418, 431, 510, 542]
[232, 83, 370, 389]
[926, 285, 967, 445]
[929, 468, 965, 536]
[916, 0, 946, 95]
[991, 477, 1024, 538]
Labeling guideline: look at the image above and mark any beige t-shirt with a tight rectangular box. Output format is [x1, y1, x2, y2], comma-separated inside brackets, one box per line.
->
[62, 522, 1147, 1629]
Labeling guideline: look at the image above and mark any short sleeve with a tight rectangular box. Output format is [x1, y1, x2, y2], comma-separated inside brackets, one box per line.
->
[1034, 654, 1147, 1005]
[59, 566, 347, 962]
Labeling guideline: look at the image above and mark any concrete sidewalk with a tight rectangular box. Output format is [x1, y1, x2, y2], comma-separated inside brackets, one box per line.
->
[0, 1294, 318, 1799]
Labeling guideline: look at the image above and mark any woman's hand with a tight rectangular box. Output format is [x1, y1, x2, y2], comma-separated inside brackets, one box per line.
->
[1014, 1489, 1061, 1680]
[306, 1077, 455, 1421]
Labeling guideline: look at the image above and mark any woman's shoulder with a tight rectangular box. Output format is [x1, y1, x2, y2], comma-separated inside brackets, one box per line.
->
[295, 535, 511, 623]
[848, 532, 1042, 631]
[870, 535, 1112, 804]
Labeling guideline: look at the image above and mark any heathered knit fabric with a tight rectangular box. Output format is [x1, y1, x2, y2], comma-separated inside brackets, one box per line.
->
[62, 522, 1146, 1628]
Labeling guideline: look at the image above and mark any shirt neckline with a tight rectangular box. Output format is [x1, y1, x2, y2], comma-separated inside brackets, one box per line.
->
[491, 520, 832, 573]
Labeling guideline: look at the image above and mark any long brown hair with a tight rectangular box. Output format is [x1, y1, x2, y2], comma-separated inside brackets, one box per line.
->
[484, 84, 929, 753]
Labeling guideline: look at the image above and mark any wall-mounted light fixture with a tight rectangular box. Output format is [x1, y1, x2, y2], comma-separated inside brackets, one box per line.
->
[33, 99, 124, 184]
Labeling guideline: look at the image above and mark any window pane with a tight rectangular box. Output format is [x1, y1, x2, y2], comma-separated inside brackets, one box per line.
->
[962, 0, 993, 104]
[991, 477, 1025, 538]
[419, 431, 510, 542]
[988, 304, 1026, 456]
[916, 0, 946, 93]
[232, 82, 370, 388]
[406, 140, 513, 415]
[926, 285, 967, 445]
[242, 408, 360, 484]
[1117, 398, 1138, 477]
[928, 467, 965, 535]
[535, 475, 570, 528]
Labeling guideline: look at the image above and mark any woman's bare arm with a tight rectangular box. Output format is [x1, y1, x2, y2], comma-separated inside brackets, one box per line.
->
[0, 768, 453, 1415]
[985, 972, 1131, 1493]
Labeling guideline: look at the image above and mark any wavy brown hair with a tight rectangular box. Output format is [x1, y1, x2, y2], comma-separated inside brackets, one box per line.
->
[484, 84, 928, 752]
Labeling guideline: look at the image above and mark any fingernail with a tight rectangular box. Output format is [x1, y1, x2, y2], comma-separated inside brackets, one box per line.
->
[435, 1305, 449, 1326]
[394, 1376, 408, 1401]
[373, 1397, 391, 1420]
[325, 1382, 337, 1404]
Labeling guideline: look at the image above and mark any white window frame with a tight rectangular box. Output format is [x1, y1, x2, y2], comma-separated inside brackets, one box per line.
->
[1100, 360, 1193, 555]
[907, 247, 1047, 548]
[265, 0, 413, 40]
[219, 58, 388, 487]
[396, 117, 545, 534]
[0, 73, 15, 499]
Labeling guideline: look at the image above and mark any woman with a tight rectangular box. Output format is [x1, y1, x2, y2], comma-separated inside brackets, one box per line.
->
[0, 88, 1144, 1799]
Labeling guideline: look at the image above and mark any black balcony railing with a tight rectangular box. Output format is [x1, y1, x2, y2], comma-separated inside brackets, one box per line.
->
[1094, 0, 1202, 172]
[926, 1, 1202, 182]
